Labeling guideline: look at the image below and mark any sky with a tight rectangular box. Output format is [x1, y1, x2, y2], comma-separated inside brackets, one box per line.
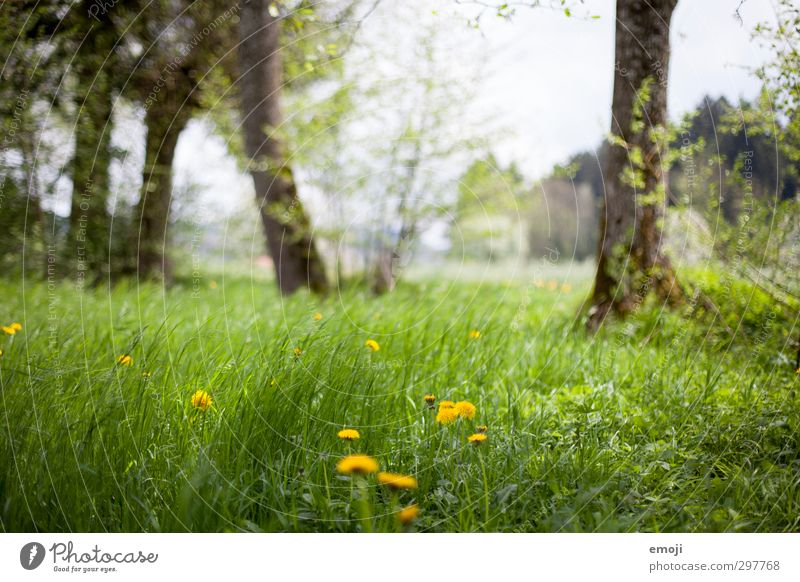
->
[461, 0, 776, 176]
[170, 0, 778, 218]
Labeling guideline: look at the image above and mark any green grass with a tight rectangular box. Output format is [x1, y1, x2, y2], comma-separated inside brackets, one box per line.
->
[1, 272, 799, 532]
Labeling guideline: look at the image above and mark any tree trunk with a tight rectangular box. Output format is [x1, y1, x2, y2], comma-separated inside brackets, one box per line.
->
[238, 0, 328, 295]
[721, 186, 742, 224]
[372, 246, 396, 294]
[69, 67, 114, 284]
[588, 0, 683, 330]
[133, 95, 190, 283]
[373, 209, 416, 294]
[67, 13, 118, 285]
[372, 139, 421, 294]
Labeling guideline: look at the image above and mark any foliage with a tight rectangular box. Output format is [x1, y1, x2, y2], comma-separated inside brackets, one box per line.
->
[293, 1, 487, 285]
[452, 154, 528, 261]
[667, 5, 800, 356]
[753, 0, 800, 176]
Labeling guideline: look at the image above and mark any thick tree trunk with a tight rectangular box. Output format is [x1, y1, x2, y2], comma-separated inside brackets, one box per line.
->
[133, 97, 190, 282]
[238, 0, 328, 295]
[588, 0, 683, 330]
[67, 11, 118, 285]
[69, 67, 113, 284]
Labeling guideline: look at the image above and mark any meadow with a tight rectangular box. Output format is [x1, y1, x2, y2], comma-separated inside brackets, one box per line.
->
[1, 268, 798, 533]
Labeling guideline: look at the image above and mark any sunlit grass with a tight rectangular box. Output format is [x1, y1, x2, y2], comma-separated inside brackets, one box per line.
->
[1, 273, 798, 532]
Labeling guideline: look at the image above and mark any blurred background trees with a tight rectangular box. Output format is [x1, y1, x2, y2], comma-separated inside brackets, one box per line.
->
[0, 0, 796, 329]
[0, 0, 368, 292]
[125, 0, 239, 283]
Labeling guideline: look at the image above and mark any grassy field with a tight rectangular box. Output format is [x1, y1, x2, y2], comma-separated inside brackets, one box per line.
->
[1, 270, 799, 532]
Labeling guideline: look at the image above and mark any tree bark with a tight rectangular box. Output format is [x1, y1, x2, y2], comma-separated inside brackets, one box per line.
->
[67, 10, 118, 284]
[588, 0, 683, 330]
[238, 0, 328, 295]
[69, 59, 114, 283]
[133, 92, 191, 283]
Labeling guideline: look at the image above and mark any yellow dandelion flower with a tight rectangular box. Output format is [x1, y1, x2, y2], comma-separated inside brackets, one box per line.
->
[424, 394, 436, 408]
[2, 326, 16, 335]
[364, 339, 380, 352]
[436, 407, 459, 425]
[438, 400, 455, 409]
[468, 433, 487, 445]
[455, 401, 476, 420]
[209, 280, 218, 289]
[396, 504, 419, 525]
[117, 354, 133, 366]
[293, 347, 303, 356]
[534, 279, 544, 288]
[476, 424, 488, 433]
[468, 330, 481, 339]
[547, 280, 558, 291]
[377, 472, 418, 490]
[9, 322, 22, 331]
[336, 454, 379, 475]
[561, 283, 572, 293]
[337, 428, 360, 441]
[313, 312, 323, 321]
[191, 389, 213, 411]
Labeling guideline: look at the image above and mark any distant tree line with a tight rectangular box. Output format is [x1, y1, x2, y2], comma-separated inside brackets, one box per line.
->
[2, 0, 798, 346]
[454, 95, 799, 265]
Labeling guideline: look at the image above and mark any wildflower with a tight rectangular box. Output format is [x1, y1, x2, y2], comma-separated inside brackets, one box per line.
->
[534, 280, 544, 288]
[468, 433, 487, 445]
[337, 428, 360, 441]
[2, 326, 16, 335]
[364, 339, 380, 352]
[455, 401, 476, 420]
[9, 322, 22, 331]
[468, 330, 481, 339]
[476, 425, 488, 433]
[313, 312, 323, 321]
[377, 472, 418, 490]
[436, 407, 459, 425]
[209, 280, 218, 289]
[191, 389, 213, 411]
[547, 280, 558, 291]
[396, 504, 419, 525]
[438, 400, 455, 409]
[293, 347, 303, 356]
[561, 283, 572, 293]
[424, 394, 436, 408]
[336, 454, 379, 475]
[117, 354, 133, 366]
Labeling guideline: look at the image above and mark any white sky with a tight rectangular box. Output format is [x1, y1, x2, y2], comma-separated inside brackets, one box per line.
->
[171, 0, 777, 217]
[464, 0, 775, 176]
